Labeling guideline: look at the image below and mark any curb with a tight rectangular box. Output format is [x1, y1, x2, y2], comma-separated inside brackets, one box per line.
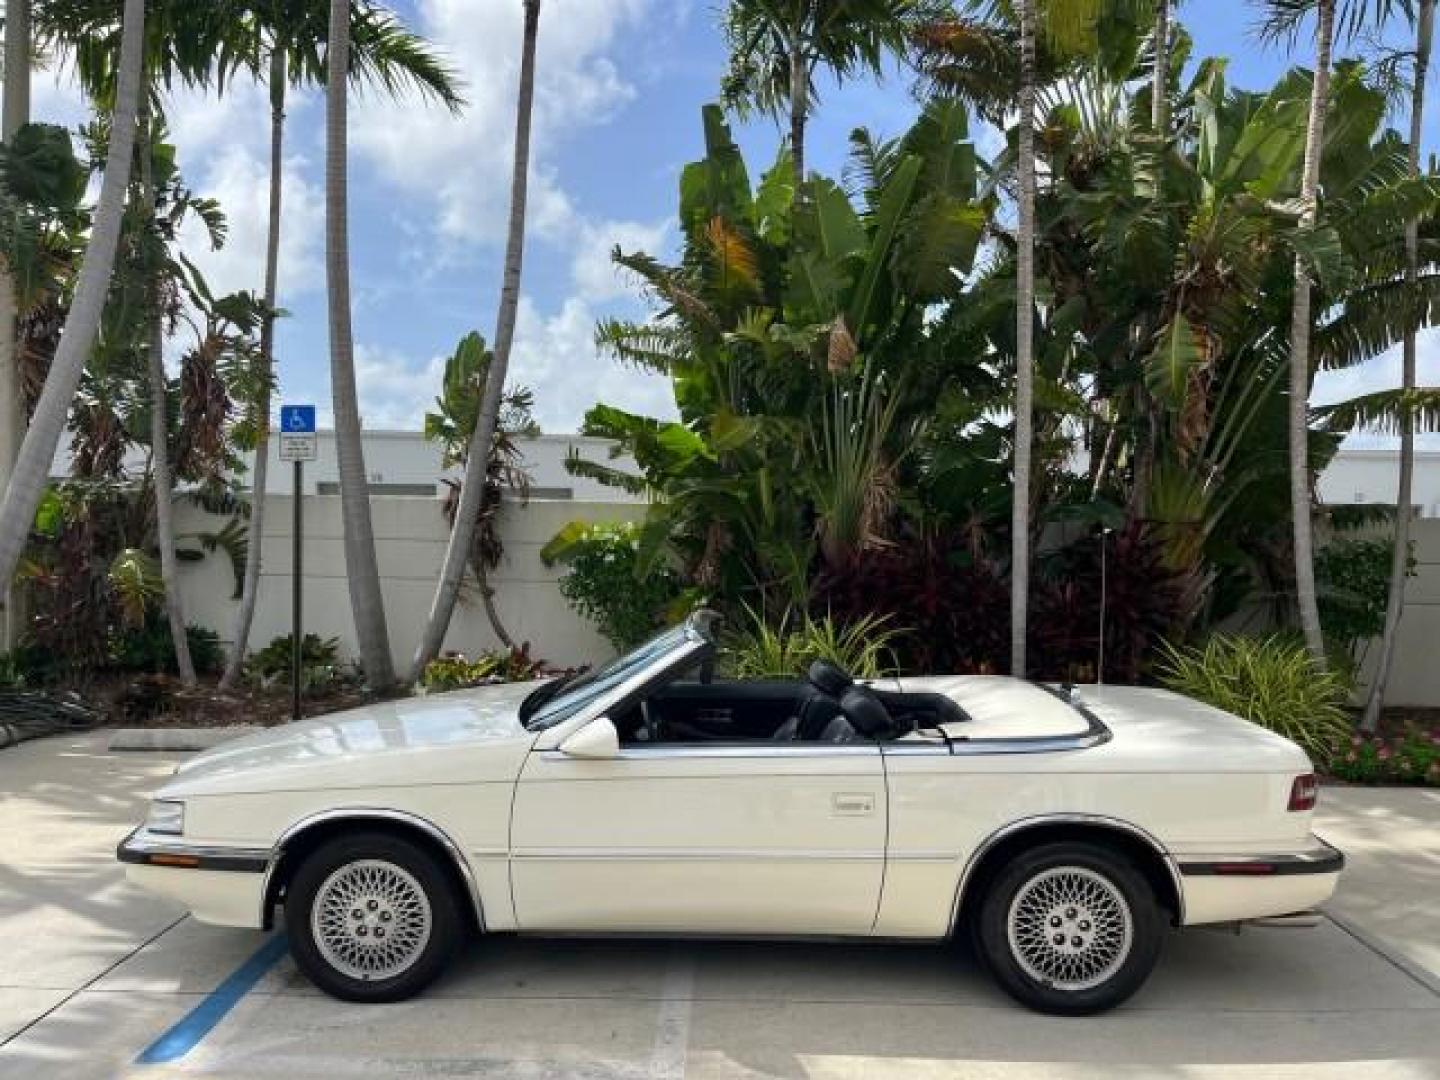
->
[108, 726, 264, 752]
[1325, 909, 1440, 997]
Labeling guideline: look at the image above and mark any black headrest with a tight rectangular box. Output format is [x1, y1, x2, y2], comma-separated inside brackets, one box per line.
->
[839, 685, 891, 738]
[807, 659, 853, 697]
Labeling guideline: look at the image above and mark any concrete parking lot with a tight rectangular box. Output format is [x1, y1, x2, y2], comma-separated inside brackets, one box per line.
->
[1, 733, 1437, 1079]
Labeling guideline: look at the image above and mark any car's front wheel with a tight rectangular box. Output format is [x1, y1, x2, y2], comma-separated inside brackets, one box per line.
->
[975, 841, 1163, 1015]
[285, 831, 463, 1002]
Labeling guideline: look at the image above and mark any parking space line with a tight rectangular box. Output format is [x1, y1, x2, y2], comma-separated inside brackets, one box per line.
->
[135, 933, 289, 1065]
[649, 944, 694, 1079]
[0, 913, 189, 1051]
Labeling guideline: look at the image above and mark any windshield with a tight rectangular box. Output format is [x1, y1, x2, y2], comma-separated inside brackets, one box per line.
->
[523, 623, 697, 731]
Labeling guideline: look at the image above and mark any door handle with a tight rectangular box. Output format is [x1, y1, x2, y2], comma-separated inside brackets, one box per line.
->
[832, 792, 875, 816]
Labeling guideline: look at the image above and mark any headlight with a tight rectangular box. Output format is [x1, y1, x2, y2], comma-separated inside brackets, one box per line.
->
[145, 800, 185, 836]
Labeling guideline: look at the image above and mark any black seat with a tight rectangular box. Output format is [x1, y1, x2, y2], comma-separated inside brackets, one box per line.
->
[772, 686, 845, 741]
[838, 684, 893, 740]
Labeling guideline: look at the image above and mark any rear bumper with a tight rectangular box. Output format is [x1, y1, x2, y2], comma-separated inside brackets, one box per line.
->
[118, 828, 270, 928]
[1176, 836, 1343, 926]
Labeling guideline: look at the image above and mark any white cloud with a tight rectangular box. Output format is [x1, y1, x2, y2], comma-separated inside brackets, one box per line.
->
[351, 344, 448, 430]
[164, 79, 326, 302]
[570, 217, 670, 303]
[508, 295, 676, 431]
[349, 0, 655, 247]
[349, 291, 676, 434]
[176, 142, 325, 302]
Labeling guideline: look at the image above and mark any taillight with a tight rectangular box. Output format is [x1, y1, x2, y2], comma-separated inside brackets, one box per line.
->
[1288, 773, 1318, 812]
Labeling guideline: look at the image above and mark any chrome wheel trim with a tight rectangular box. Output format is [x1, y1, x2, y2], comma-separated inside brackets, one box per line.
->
[1005, 865, 1133, 992]
[311, 859, 432, 982]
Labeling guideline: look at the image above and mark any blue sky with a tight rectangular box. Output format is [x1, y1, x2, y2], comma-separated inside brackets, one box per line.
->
[29, 0, 1438, 435]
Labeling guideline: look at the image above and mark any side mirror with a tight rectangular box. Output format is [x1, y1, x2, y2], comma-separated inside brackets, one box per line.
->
[558, 717, 620, 759]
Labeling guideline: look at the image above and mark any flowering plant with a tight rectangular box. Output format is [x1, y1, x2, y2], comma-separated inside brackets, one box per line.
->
[1325, 727, 1440, 786]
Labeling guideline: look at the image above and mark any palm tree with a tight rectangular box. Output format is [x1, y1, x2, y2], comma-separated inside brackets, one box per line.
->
[1011, 0, 1037, 678]
[1, 0, 31, 652]
[326, 0, 393, 688]
[0, 0, 144, 605]
[1363, 0, 1433, 729]
[1151, 0, 1172, 130]
[410, 0, 540, 683]
[138, 104, 196, 685]
[721, 0, 927, 189]
[1280, 0, 1337, 667]
[220, 1, 461, 689]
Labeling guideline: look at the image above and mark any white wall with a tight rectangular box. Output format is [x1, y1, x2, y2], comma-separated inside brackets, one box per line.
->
[1318, 449, 1440, 518]
[250, 432, 641, 502]
[1350, 518, 1440, 708]
[175, 495, 645, 672]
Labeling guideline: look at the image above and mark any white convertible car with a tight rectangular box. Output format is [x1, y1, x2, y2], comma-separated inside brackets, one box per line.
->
[119, 611, 1342, 1014]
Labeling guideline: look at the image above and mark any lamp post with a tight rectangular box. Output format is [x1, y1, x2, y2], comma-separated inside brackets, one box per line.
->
[1097, 527, 1113, 685]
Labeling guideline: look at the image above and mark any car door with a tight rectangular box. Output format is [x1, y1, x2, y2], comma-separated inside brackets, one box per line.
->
[509, 734, 887, 935]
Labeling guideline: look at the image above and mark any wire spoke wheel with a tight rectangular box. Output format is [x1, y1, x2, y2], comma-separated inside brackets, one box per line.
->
[1005, 865, 1133, 992]
[311, 859, 433, 982]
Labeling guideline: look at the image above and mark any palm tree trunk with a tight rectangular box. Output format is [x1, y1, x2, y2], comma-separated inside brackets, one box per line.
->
[326, 0, 394, 688]
[1150, 0, 1171, 132]
[475, 557, 516, 651]
[409, 0, 540, 684]
[1287, 0, 1335, 668]
[1, 0, 31, 652]
[789, 29, 807, 189]
[1010, 0, 1037, 678]
[1362, 0, 1432, 731]
[220, 49, 287, 690]
[0, 0, 144, 601]
[140, 105, 196, 686]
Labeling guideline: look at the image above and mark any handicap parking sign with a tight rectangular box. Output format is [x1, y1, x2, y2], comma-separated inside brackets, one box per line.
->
[278, 404, 318, 461]
[281, 405, 316, 433]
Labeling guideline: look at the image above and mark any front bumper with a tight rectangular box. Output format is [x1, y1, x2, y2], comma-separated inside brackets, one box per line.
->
[1175, 836, 1344, 926]
[117, 828, 271, 928]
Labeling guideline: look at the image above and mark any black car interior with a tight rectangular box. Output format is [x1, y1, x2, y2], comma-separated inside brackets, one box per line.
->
[612, 659, 968, 746]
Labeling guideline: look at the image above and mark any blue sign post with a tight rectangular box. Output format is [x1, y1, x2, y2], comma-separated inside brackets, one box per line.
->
[279, 406, 316, 721]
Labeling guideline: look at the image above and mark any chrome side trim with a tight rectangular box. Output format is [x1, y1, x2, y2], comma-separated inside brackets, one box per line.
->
[880, 743, 951, 757]
[511, 847, 885, 862]
[947, 814, 1185, 934]
[540, 744, 880, 761]
[947, 731, 1110, 755]
[117, 828, 270, 872]
[264, 808, 485, 931]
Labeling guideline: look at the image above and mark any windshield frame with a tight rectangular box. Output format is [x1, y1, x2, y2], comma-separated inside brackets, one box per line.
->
[523, 617, 715, 732]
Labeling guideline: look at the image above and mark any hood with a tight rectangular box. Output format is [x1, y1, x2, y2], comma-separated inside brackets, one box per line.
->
[161, 680, 541, 797]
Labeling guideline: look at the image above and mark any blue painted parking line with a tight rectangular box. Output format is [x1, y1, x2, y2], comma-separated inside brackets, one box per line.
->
[135, 934, 289, 1065]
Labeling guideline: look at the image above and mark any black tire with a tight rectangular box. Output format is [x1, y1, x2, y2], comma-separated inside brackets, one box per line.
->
[285, 831, 464, 1003]
[974, 841, 1163, 1015]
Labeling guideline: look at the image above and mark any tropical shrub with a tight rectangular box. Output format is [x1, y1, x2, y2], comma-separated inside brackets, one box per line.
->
[1326, 727, 1440, 786]
[545, 522, 690, 651]
[722, 607, 902, 679]
[420, 644, 550, 692]
[1315, 537, 1414, 661]
[1156, 635, 1353, 760]
[813, 539, 1010, 675]
[246, 633, 353, 693]
[111, 615, 224, 677]
[1031, 524, 1181, 684]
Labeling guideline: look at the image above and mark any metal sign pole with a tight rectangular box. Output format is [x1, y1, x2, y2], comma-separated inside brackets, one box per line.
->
[278, 403, 316, 723]
[292, 459, 303, 722]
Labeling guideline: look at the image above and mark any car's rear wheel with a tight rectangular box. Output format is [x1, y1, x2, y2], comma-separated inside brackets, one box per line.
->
[975, 841, 1163, 1015]
[285, 831, 463, 1002]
